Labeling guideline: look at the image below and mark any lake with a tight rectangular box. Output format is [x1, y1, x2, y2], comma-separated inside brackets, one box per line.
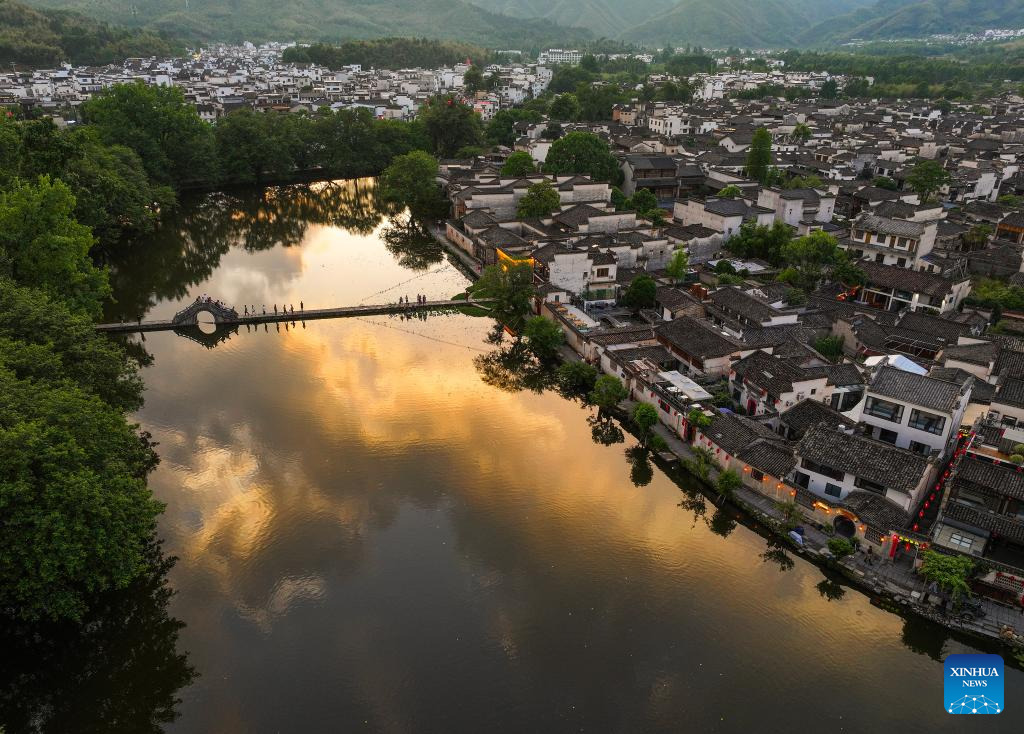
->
[61, 180, 1024, 732]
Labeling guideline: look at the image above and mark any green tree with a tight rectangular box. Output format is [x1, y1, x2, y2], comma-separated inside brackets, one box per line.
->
[0, 176, 109, 317]
[0, 363, 162, 621]
[548, 93, 581, 121]
[872, 175, 898, 190]
[523, 315, 564, 362]
[81, 82, 216, 188]
[589, 374, 628, 412]
[820, 79, 838, 99]
[919, 550, 973, 602]
[726, 221, 792, 265]
[379, 150, 447, 220]
[716, 469, 743, 498]
[745, 127, 772, 185]
[666, 249, 690, 284]
[419, 95, 482, 158]
[718, 184, 742, 198]
[0, 279, 143, 413]
[687, 408, 711, 432]
[516, 180, 561, 218]
[574, 83, 625, 121]
[215, 109, 297, 185]
[556, 360, 598, 400]
[792, 122, 812, 143]
[905, 159, 951, 204]
[627, 188, 658, 215]
[471, 262, 535, 330]
[827, 537, 855, 560]
[463, 65, 484, 93]
[485, 109, 543, 146]
[543, 131, 619, 182]
[632, 402, 660, 446]
[623, 274, 657, 309]
[501, 151, 537, 176]
[778, 231, 862, 291]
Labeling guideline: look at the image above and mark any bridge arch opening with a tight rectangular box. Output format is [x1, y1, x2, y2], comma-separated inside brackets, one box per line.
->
[195, 309, 218, 334]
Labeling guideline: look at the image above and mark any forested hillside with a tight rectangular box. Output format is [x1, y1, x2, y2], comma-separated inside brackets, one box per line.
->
[0, 0, 177, 65]
[21, 0, 590, 48]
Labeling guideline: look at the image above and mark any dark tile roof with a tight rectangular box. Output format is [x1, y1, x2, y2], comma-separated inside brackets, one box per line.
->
[656, 286, 701, 312]
[656, 316, 742, 358]
[842, 490, 910, 531]
[709, 286, 777, 323]
[737, 438, 797, 479]
[779, 398, 856, 439]
[945, 502, 1024, 543]
[797, 423, 930, 495]
[994, 377, 1024, 409]
[732, 350, 813, 397]
[859, 261, 962, 298]
[955, 456, 1024, 502]
[854, 213, 926, 238]
[942, 340, 998, 367]
[868, 365, 966, 413]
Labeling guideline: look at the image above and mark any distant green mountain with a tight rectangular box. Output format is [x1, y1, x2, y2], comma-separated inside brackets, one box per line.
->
[21, 0, 591, 48]
[467, 0, 676, 38]
[802, 0, 1024, 44]
[620, 0, 875, 48]
[0, 0, 177, 64]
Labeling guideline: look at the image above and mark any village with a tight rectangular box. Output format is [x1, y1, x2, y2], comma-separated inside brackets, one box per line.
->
[434, 81, 1024, 650]
[7, 38, 1024, 650]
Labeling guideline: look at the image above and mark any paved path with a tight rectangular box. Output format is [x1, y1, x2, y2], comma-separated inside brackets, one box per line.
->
[95, 299, 493, 333]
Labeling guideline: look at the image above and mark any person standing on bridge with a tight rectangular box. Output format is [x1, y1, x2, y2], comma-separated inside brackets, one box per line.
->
[300, 301, 304, 311]
[273, 304, 277, 315]
[244, 305, 248, 316]
[262, 305, 266, 315]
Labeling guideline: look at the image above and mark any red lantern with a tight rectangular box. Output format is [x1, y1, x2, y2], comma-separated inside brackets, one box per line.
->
[919, 510, 925, 517]
[913, 523, 919, 531]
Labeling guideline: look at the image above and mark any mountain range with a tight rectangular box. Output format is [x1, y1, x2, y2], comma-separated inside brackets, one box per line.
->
[17, 0, 1024, 48]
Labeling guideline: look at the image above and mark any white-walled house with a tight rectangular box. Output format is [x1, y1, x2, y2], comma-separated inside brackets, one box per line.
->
[860, 365, 971, 456]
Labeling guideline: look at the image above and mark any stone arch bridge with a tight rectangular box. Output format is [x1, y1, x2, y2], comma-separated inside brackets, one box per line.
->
[172, 297, 240, 326]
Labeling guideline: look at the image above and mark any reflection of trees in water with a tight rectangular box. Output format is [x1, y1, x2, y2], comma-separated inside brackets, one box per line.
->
[103, 178, 389, 322]
[587, 414, 625, 446]
[816, 578, 847, 602]
[708, 507, 738, 538]
[625, 446, 654, 487]
[678, 488, 708, 528]
[900, 614, 950, 661]
[473, 342, 556, 394]
[380, 212, 444, 270]
[0, 543, 196, 734]
[760, 540, 795, 572]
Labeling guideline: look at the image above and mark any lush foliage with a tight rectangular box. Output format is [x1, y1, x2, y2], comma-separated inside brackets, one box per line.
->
[419, 95, 482, 158]
[666, 249, 689, 284]
[919, 549, 973, 600]
[556, 360, 598, 400]
[470, 263, 535, 330]
[622, 274, 657, 309]
[0, 0, 178, 66]
[523, 315, 564, 362]
[726, 221, 792, 266]
[0, 176, 109, 317]
[632, 402, 660, 446]
[589, 374, 628, 412]
[282, 38, 488, 70]
[82, 83, 217, 189]
[500, 151, 536, 177]
[905, 160, 951, 204]
[715, 469, 742, 498]
[485, 109, 543, 147]
[778, 231, 864, 291]
[543, 131, 619, 182]
[745, 128, 772, 186]
[516, 180, 561, 219]
[827, 537, 855, 560]
[379, 150, 447, 220]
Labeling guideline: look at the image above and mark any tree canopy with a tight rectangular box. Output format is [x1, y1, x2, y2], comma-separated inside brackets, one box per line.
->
[419, 95, 482, 158]
[516, 180, 561, 219]
[905, 159, 951, 204]
[745, 128, 772, 185]
[82, 82, 216, 189]
[543, 132, 619, 182]
[501, 152, 536, 177]
[379, 150, 447, 220]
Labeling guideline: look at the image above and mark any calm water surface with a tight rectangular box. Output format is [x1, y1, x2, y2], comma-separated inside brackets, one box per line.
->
[97, 181, 1024, 732]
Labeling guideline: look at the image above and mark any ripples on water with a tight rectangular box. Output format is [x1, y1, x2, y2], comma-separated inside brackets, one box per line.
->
[85, 181, 1024, 732]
